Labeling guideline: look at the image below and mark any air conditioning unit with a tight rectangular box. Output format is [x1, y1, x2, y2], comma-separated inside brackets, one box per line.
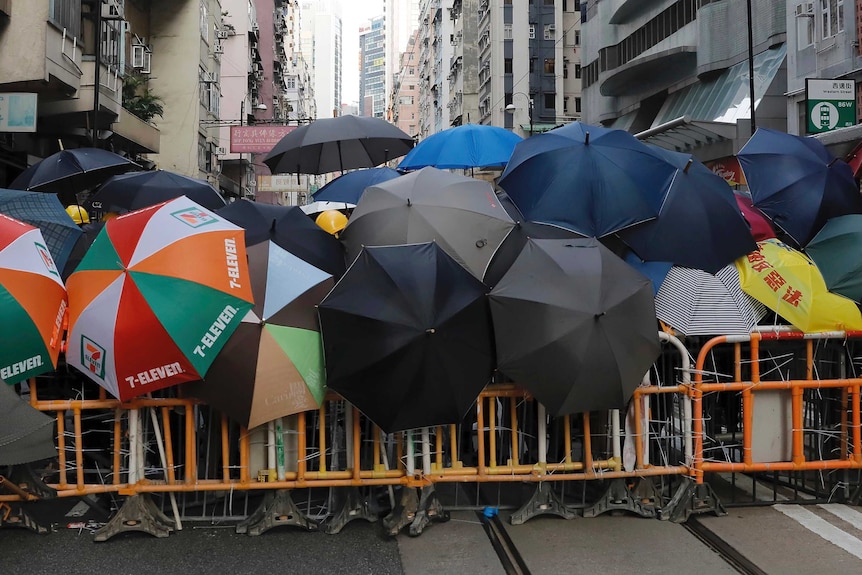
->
[215, 146, 227, 156]
[102, 0, 124, 20]
[216, 30, 229, 39]
[548, 25, 556, 32]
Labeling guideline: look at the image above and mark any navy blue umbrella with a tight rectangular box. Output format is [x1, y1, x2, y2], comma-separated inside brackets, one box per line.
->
[398, 124, 522, 170]
[498, 122, 678, 237]
[312, 167, 401, 204]
[0, 189, 82, 272]
[86, 170, 227, 212]
[617, 150, 757, 273]
[738, 127, 862, 246]
[623, 251, 672, 296]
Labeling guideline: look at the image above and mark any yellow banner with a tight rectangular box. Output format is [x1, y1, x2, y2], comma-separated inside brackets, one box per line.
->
[735, 239, 862, 332]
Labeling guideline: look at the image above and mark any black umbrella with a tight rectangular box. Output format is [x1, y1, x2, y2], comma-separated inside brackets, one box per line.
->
[488, 238, 661, 417]
[263, 116, 414, 175]
[62, 221, 105, 280]
[340, 167, 515, 280]
[85, 170, 227, 212]
[0, 383, 56, 466]
[10, 148, 140, 205]
[318, 242, 495, 433]
[217, 199, 346, 278]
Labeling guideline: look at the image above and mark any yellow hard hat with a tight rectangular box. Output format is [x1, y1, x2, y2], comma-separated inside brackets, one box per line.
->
[315, 210, 348, 236]
[65, 205, 90, 225]
[101, 211, 120, 222]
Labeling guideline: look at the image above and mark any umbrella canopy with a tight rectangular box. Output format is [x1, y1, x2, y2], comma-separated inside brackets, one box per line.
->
[86, 170, 227, 213]
[498, 121, 677, 237]
[186, 242, 333, 429]
[0, 215, 67, 384]
[734, 192, 776, 242]
[655, 265, 767, 336]
[0, 382, 56, 466]
[735, 238, 862, 333]
[623, 251, 673, 295]
[264, 116, 414, 175]
[340, 167, 515, 279]
[62, 221, 105, 280]
[10, 148, 140, 204]
[397, 124, 523, 170]
[805, 214, 862, 302]
[217, 199, 346, 278]
[0, 188, 82, 273]
[318, 242, 494, 433]
[312, 167, 402, 204]
[738, 127, 862, 246]
[299, 201, 356, 215]
[488, 238, 661, 417]
[65, 197, 255, 401]
[617, 151, 757, 273]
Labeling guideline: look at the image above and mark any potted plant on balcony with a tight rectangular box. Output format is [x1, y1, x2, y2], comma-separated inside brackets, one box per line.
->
[122, 73, 164, 124]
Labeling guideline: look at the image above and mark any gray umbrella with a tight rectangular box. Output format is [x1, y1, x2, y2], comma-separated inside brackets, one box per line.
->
[0, 383, 56, 466]
[489, 238, 661, 417]
[263, 115, 415, 175]
[340, 167, 516, 279]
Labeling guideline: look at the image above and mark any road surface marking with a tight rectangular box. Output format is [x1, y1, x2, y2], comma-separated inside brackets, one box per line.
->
[774, 504, 862, 561]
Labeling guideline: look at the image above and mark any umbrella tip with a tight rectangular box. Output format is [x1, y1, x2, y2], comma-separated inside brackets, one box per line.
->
[594, 311, 605, 319]
[584, 132, 590, 145]
[684, 159, 693, 174]
[476, 239, 487, 248]
[407, 198, 412, 206]
[426, 328, 436, 335]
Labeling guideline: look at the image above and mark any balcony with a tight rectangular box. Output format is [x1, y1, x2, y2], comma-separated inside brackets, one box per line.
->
[112, 108, 161, 154]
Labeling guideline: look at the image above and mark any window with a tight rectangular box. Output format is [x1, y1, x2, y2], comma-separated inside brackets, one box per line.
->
[529, 25, 535, 39]
[820, 0, 844, 38]
[544, 24, 555, 40]
[200, 1, 209, 41]
[505, 58, 513, 74]
[286, 76, 296, 89]
[575, 97, 582, 113]
[574, 30, 581, 46]
[564, 96, 569, 113]
[544, 58, 555, 74]
[544, 93, 555, 109]
[797, 6, 815, 48]
[529, 58, 535, 73]
[198, 135, 208, 172]
[50, 0, 82, 40]
[575, 64, 582, 79]
[504, 24, 513, 40]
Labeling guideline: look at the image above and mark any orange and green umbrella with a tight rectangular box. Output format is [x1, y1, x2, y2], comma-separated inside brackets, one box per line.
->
[0, 214, 67, 384]
[735, 238, 862, 333]
[65, 197, 254, 401]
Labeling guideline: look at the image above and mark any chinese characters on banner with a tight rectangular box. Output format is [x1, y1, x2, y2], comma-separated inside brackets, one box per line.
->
[745, 248, 803, 308]
[230, 126, 296, 153]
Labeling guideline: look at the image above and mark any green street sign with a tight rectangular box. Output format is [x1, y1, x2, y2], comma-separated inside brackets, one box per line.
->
[806, 78, 856, 133]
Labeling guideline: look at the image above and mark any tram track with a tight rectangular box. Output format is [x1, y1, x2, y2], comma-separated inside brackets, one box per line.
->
[476, 510, 532, 575]
[684, 516, 769, 575]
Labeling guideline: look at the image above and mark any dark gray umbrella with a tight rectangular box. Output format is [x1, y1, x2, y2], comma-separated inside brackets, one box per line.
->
[488, 238, 661, 417]
[0, 383, 56, 466]
[340, 167, 515, 279]
[86, 170, 227, 212]
[263, 116, 415, 175]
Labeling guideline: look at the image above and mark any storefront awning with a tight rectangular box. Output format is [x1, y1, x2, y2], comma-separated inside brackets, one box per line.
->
[520, 123, 562, 134]
[635, 116, 737, 153]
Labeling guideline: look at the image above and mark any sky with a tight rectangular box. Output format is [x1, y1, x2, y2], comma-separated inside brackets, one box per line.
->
[340, 0, 385, 105]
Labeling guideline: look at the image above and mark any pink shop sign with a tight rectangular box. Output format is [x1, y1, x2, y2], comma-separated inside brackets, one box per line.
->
[230, 126, 296, 153]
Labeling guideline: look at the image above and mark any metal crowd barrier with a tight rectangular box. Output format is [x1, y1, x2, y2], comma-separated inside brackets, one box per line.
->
[18, 330, 861, 538]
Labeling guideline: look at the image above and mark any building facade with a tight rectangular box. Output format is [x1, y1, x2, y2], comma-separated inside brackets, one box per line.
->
[390, 29, 422, 137]
[301, 0, 342, 119]
[360, 16, 387, 118]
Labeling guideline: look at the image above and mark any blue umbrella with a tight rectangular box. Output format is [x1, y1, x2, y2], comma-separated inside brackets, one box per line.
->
[738, 127, 862, 246]
[623, 251, 673, 296]
[617, 149, 757, 273]
[398, 124, 523, 170]
[0, 189, 82, 272]
[312, 167, 401, 204]
[498, 122, 678, 237]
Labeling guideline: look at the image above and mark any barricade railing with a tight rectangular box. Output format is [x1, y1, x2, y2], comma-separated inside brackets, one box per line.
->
[2, 332, 700, 532]
[691, 329, 862, 503]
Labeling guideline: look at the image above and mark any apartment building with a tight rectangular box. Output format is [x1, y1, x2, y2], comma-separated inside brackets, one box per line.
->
[390, 30, 422, 138]
[360, 16, 386, 118]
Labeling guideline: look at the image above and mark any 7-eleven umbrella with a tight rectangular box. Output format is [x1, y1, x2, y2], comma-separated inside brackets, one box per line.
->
[735, 238, 862, 333]
[0, 214, 67, 384]
[65, 197, 254, 401]
[186, 241, 333, 429]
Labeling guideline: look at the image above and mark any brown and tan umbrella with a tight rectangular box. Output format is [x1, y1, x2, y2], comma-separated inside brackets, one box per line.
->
[187, 240, 333, 429]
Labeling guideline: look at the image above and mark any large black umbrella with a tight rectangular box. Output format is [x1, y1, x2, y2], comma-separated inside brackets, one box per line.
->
[317, 242, 495, 433]
[263, 116, 414, 175]
[85, 170, 227, 212]
[489, 238, 661, 417]
[10, 148, 140, 204]
[0, 383, 56, 466]
[217, 199, 346, 278]
[340, 167, 515, 279]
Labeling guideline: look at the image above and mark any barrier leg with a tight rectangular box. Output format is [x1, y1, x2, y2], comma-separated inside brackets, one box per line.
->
[235, 489, 319, 536]
[382, 485, 449, 537]
[659, 477, 726, 523]
[509, 481, 577, 525]
[325, 487, 379, 534]
[0, 501, 51, 534]
[582, 478, 659, 518]
[92, 494, 175, 541]
[4, 463, 57, 500]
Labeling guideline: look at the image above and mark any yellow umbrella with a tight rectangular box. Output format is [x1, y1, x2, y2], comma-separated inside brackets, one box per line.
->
[735, 238, 862, 332]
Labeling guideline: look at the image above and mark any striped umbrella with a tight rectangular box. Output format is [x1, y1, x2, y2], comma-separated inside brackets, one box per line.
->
[655, 265, 767, 336]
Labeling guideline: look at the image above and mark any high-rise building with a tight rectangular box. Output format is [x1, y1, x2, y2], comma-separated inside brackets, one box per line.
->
[385, 0, 421, 117]
[390, 30, 421, 137]
[360, 16, 387, 118]
[301, 0, 342, 118]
